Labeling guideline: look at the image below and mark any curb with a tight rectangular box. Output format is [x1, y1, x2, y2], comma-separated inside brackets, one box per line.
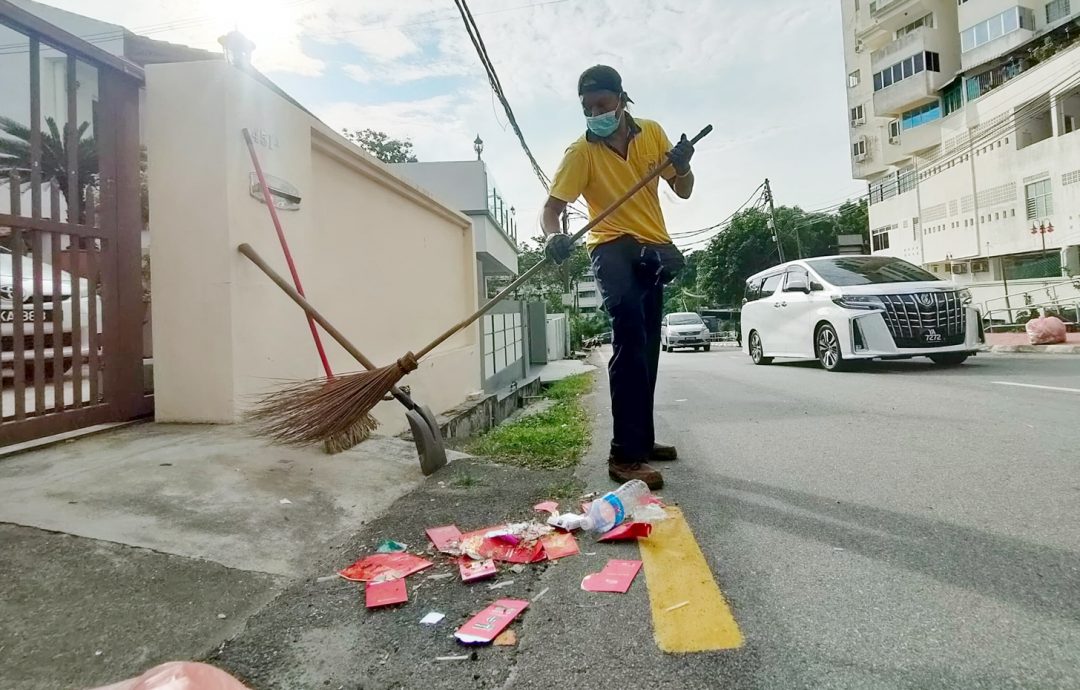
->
[980, 344, 1080, 355]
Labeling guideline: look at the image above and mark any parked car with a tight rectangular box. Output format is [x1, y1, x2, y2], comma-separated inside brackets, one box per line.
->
[661, 312, 711, 352]
[1, 245, 100, 379]
[741, 255, 983, 371]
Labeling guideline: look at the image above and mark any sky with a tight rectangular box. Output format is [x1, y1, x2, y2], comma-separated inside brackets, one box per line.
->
[38, 0, 866, 250]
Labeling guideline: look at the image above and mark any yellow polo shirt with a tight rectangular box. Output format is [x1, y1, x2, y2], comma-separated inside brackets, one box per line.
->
[549, 115, 676, 248]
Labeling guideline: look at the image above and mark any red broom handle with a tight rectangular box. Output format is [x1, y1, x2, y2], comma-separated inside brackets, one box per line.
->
[242, 128, 334, 380]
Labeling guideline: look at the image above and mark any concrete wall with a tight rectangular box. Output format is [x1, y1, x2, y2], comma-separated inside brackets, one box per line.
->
[392, 161, 488, 213]
[146, 60, 480, 434]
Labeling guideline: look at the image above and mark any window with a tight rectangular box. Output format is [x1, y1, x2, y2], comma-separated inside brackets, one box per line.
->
[1047, 0, 1071, 23]
[850, 104, 865, 124]
[926, 51, 940, 72]
[871, 225, 892, 251]
[848, 70, 861, 87]
[896, 13, 934, 38]
[853, 139, 867, 157]
[961, 7, 1033, 53]
[807, 256, 940, 285]
[942, 81, 964, 116]
[901, 101, 943, 129]
[872, 52, 928, 92]
[889, 119, 901, 140]
[744, 279, 762, 303]
[760, 274, 783, 298]
[784, 267, 810, 290]
[1025, 179, 1054, 219]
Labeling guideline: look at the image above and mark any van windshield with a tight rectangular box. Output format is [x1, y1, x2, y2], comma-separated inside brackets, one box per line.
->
[806, 256, 939, 286]
[668, 314, 703, 325]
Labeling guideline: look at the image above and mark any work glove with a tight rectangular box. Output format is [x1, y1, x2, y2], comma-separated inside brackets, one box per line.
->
[668, 134, 694, 175]
[544, 233, 574, 265]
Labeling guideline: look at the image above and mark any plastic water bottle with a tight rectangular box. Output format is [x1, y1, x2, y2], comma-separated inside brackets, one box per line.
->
[581, 480, 652, 533]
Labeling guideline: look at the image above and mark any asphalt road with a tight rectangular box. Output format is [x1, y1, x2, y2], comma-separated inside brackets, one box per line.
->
[566, 347, 1080, 689]
[208, 349, 1080, 690]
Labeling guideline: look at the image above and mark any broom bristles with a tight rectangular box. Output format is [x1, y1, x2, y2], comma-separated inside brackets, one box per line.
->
[249, 358, 412, 448]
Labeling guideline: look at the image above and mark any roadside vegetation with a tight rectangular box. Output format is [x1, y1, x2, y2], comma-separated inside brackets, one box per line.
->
[468, 373, 594, 470]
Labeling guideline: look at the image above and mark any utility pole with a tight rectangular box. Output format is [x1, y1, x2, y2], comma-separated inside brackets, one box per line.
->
[763, 178, 795, 261]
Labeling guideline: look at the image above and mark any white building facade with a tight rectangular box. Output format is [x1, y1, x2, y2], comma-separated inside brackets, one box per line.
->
[841, 0, 1080, 316]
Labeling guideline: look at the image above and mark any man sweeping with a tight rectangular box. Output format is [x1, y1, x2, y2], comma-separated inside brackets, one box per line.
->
[541, 65, 695, 490]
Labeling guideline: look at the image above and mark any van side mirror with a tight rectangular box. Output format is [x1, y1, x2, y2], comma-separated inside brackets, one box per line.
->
[810, 281, 824, 292]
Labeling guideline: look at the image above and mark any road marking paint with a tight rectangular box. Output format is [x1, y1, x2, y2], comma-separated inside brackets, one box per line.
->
[992, 381, 1080, 394]
[638, 506, 743, 652]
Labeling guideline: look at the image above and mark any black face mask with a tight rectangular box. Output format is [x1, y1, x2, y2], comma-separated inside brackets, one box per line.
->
[636, 243, 686, 286]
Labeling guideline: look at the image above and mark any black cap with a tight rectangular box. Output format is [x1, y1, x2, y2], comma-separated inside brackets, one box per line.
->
[578, 65, 624, 96]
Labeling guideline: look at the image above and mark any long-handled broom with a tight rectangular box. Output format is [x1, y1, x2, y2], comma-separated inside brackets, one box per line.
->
[241, 127, 376, 453]
[254, 124, 713, 447]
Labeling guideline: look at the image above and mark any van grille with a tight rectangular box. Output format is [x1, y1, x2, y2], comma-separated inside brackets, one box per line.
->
[880, 291, 966, 348]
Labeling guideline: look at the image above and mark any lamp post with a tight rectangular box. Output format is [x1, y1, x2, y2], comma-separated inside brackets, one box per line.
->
[473, 135, 484, 160]
[1031, 219, 1054, 263]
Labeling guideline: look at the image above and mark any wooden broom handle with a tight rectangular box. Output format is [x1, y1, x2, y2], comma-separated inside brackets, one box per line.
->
[415, 124, 713, 360]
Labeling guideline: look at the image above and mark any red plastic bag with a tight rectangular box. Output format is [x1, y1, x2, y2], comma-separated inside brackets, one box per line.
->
[1026, 316, 1067, 345]
[89, 661, 250, 690]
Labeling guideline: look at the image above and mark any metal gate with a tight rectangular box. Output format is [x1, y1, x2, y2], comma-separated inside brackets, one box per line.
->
[0, 1, 149, 446]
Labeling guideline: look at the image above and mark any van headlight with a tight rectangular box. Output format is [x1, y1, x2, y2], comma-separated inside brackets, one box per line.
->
[959, 288, 972, 306]
[832, 294, 885, 311]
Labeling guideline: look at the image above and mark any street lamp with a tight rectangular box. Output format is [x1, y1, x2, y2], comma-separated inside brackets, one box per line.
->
[1030, 219, 1055, 261]
[473, 135, 484, 160]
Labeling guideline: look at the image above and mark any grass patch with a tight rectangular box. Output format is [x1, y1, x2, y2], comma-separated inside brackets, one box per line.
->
[467, 373, 594, 470]
[449, 471, 484, 488]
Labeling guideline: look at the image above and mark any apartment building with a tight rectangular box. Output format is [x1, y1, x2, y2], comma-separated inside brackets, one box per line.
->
[841, 0, 1080, 310]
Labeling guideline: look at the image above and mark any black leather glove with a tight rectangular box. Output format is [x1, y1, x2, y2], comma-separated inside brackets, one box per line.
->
[668, 134, 694, 175]
[544, 233, 574, 265]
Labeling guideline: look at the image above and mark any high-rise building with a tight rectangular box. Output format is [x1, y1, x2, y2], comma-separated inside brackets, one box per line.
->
[841, 0, 1080, 312]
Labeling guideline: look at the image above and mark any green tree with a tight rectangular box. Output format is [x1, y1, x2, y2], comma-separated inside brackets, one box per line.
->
[341, 128, 418, 163]
[0, 116, 97, 223]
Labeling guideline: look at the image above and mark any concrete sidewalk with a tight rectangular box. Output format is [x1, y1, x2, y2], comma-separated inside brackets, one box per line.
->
[0, 423, 466, 689]
[982, 332, 1080, 354]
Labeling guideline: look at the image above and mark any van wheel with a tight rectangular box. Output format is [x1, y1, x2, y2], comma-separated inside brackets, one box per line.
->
[749, 331, 772, 365]
[661, 343, 668, 352]
[704, 344, 711, 352]
[816, 323, 846, 371]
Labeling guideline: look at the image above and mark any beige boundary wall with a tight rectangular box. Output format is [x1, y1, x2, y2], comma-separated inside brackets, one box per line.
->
[146, 60, 480, 434]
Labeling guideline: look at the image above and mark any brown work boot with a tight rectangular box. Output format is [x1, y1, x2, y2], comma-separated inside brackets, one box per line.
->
[650, 442, 678, 462]
[608, 461, 664, 490]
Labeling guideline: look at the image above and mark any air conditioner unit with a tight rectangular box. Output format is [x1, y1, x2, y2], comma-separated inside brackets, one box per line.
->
[951, 263, 969, 275]
[854, 40, 865, 53]
[854, 152, 868, 162]
[889, 135, 901, 145]
[970, 259, 989, 273]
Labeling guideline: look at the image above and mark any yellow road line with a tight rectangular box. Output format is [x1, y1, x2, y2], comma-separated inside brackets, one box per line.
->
[638, 506, 743, 653]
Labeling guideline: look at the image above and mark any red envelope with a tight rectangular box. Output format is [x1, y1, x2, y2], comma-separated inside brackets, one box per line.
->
[581, 559, 642, 594]
[426, 525, 463, 553]
[459, 527, 546, 564]
[459, 558, 497, 582]
[365, 579, 408, 608]
[454, 599, 529, 645]
[339, 553, 433, 582]
[597, 522, 652, 542]
[540, 532, 579, 560]
[533, 500, 560, 515]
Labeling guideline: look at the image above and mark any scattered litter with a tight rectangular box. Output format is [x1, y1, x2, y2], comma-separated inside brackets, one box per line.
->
[582, 552, 597, 556]
[365, 579, 408, 608]
[217, 613, 227, 620]
[547, 513, 585, 531]
[426, 572, 454, 581]
[454, 599, 529, 645]
[675, 399, 688, 402]
[420, 612, 445, 625]
[339, 553, 433, 582]
[531, 587, 550, 603]
[315, 574, 340, 583]
[95, 650, 103, 657]
[540, 532, 580, 559]
[459, 526, 546, 564]
[581, 559, 642, 594]
[278, 498, 292, 505]
[488, 579, 516, 591]
[833, 547, 845, 552]
[460, 558, 497, 582]
[376, 539, 408, 554]
[632, 504, 669, 523]
[664, 601, 690, 612]
[493, 630, 517, 646]
[435, 655, 470, 662]
[597, 522, 652, 542]
[426, 525, 463, 554]
[533, 500, 560, 515]
[509, 564, 526, 574]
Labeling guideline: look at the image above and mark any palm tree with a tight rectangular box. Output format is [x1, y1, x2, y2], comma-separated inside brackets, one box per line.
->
[0, 115, 98, 223]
